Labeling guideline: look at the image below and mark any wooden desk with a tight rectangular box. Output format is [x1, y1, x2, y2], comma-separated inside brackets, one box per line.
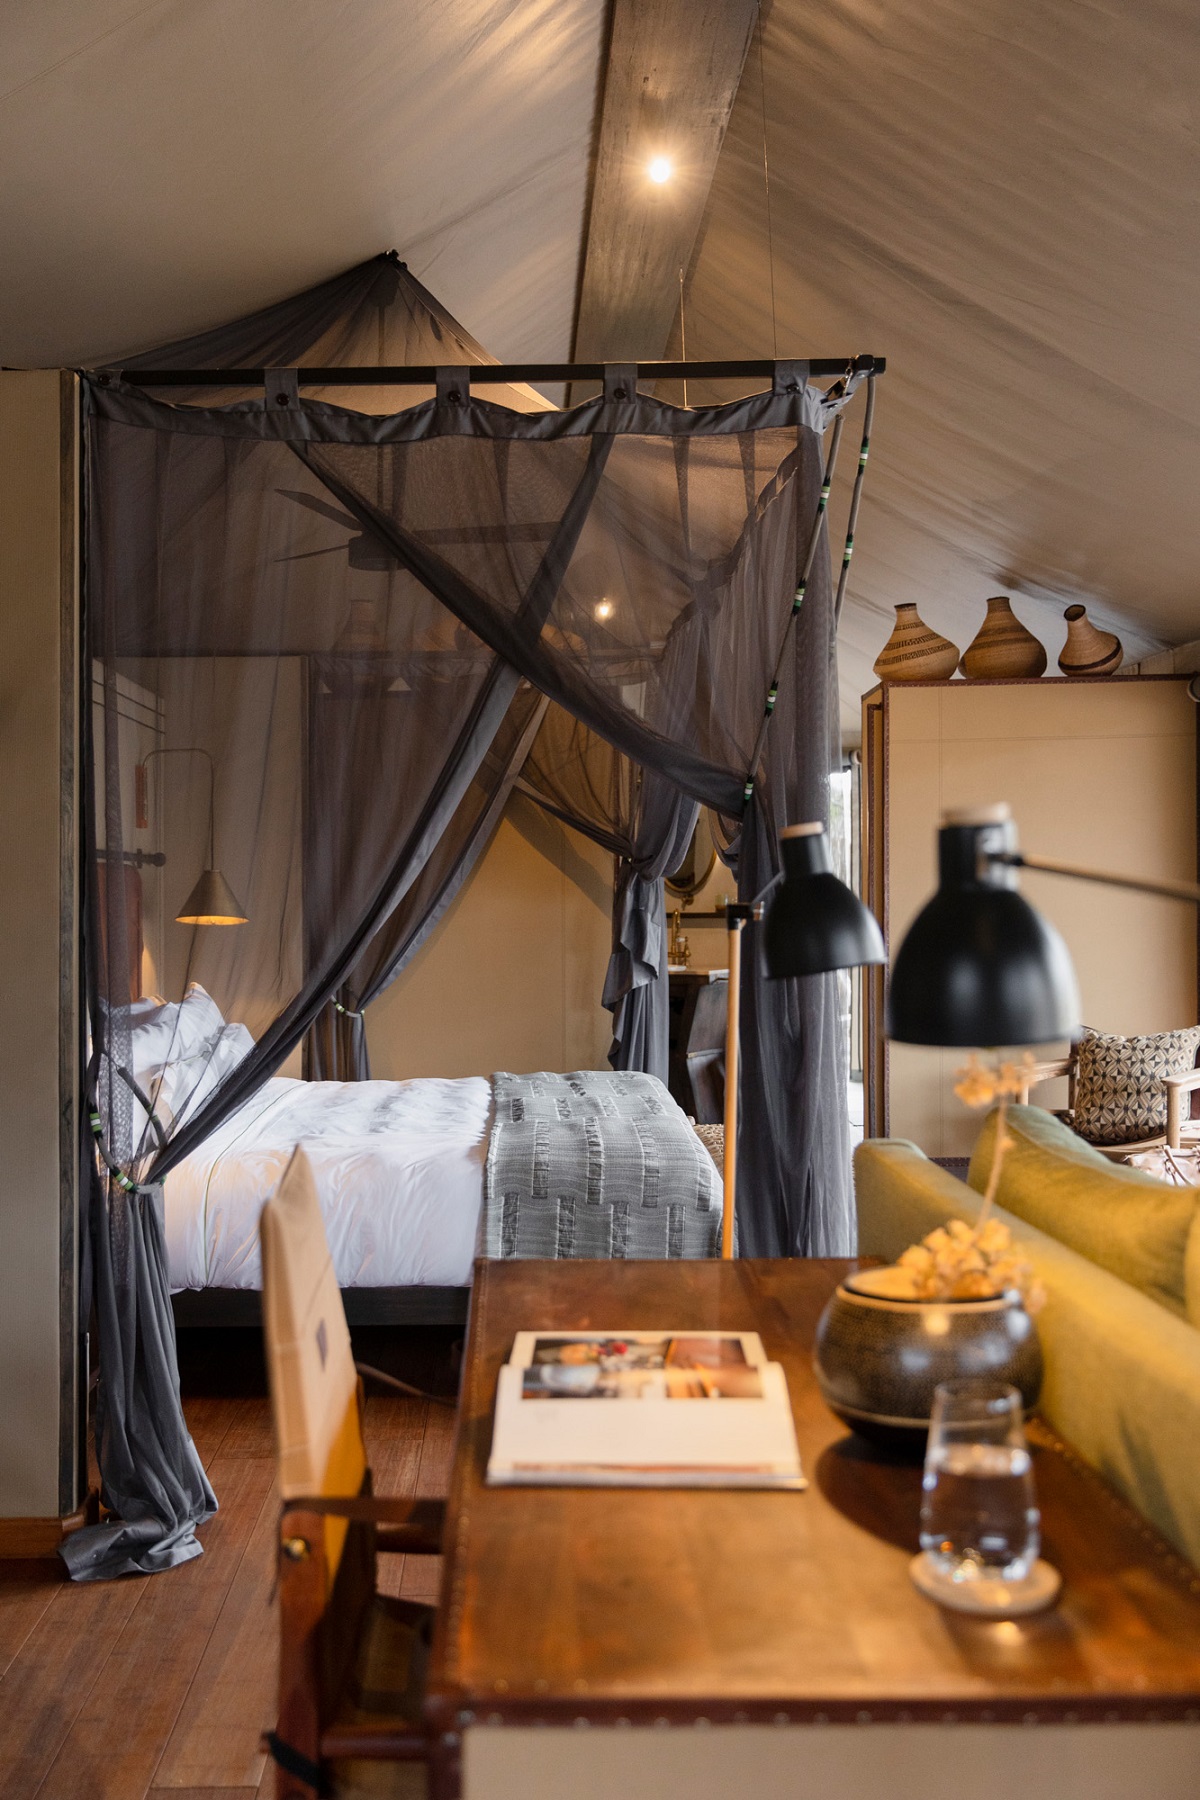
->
[425, 1259, 1200, 1800]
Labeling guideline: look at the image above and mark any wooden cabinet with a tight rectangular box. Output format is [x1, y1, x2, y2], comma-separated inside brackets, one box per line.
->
[863, 676, 1199, 1155]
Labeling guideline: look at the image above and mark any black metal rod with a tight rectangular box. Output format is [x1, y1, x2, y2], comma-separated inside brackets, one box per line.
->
[98, 355, 885, 389]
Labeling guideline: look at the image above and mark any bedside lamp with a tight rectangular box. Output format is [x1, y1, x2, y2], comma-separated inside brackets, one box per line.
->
[721, 823, 885, 1257]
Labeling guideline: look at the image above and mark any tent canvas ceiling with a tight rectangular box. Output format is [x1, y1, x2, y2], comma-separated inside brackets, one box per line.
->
[3, 0, 1198, 738]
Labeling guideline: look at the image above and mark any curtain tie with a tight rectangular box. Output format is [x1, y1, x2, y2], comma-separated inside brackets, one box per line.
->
[263, 368, 299, 410]
[86, 1066, 165, 1194]
[604, 364, 638, 404]
[772, 359, 810, 395]
[436, 367, 468, 406]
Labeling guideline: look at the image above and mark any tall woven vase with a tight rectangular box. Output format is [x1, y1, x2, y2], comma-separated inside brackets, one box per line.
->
[873, 604, 960, 683]
[960, 595, 1047, 680]
[1058, 604, 1122, 676]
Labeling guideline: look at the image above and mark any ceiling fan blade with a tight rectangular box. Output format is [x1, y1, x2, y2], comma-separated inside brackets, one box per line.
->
[277, 488, 361, 531]
[274, 543, 344, 564]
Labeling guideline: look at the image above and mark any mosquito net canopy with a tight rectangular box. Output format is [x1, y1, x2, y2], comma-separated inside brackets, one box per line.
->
[72, 255, 863, 1580]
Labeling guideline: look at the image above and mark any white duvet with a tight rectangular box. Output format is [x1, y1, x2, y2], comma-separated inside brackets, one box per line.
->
[163, 1075, 492, 1292]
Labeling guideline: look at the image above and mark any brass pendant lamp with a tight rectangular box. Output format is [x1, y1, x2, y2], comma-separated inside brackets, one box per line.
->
[135, 747, 247, 926]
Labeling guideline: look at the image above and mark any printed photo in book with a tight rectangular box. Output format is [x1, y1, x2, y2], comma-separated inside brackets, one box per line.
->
[521, 1334, 764, 1401]
[488, 1329, 806, 1490]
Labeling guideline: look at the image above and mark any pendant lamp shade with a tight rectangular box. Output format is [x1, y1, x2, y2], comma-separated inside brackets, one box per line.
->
[763, 824, 885, 978]
[886, 807, 1080, 1046]
[176, 868, 248, 927]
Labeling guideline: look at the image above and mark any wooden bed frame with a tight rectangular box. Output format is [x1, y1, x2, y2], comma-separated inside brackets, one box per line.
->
[171, 1285, 470, 1329]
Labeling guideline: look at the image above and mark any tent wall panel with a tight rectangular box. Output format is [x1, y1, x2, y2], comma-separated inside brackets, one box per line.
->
[0, 371, 81, 1523]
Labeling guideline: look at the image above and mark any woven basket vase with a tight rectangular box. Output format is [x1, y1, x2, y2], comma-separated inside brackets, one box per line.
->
[1058, 603, 1122, 676]
[960, 595, 1047, 680]
[873, 604, 960, 683]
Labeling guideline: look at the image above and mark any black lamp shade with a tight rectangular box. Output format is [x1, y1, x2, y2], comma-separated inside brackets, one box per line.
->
[763, 824, 886, 978]
[886, 812, 1080, 1046]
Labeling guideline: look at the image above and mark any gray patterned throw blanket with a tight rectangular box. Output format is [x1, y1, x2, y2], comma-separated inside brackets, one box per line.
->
[484, 1071, 723, 1261]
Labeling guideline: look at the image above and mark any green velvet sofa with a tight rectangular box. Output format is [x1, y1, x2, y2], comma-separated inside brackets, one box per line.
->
[855, 1105, 1200, 1567]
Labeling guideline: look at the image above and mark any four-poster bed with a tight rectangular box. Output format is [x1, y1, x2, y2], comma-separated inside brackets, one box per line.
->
[70, 252, 880, 1580]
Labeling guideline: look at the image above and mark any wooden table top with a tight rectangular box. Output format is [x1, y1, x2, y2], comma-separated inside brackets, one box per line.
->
[424, 1258, 1200, 1735]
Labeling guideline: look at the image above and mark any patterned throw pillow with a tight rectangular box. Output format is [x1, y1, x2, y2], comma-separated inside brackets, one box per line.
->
[1072, 1026, 1200, 1146]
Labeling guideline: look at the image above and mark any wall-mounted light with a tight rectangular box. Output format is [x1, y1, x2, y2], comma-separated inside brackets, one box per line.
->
[135, 747, 248, 926]
[647, 155, 673, 185]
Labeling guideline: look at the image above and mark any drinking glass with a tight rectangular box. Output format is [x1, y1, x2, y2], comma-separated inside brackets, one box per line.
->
[919, 1379, 1039, 1583]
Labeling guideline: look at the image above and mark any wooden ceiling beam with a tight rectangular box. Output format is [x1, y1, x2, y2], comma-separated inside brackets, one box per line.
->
[571, 0, 760, 381]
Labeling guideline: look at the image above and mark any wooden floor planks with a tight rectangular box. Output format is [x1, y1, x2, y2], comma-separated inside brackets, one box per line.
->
[0, 1383, 439, 1800]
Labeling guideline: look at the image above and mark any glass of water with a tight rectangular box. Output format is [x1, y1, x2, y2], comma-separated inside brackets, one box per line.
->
[919, 1379, 1039, 1584]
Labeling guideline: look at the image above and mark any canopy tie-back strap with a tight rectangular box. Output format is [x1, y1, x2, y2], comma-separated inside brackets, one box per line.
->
[332, 997, 364, 1020]
[833, 373, 875, 624]
[263, 368, 299, 411]
[87, 1066, 161, 1195]
[739, 411, 846, 806]
[740, 372, 876, 805]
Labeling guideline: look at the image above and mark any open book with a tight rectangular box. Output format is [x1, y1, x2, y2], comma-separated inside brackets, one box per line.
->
[486, 1330, 806, 1489]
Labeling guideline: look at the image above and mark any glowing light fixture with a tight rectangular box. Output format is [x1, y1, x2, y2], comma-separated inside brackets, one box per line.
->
[647, 155, 673, 185]
[176, 867, 249, 928]
[594, 598, 615, 621]
[136, 746, 248, 927]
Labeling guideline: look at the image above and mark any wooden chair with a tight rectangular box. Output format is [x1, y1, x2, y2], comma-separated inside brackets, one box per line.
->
[1018, 1052, 1200, 1160]
[260, 1147, 448, 1800]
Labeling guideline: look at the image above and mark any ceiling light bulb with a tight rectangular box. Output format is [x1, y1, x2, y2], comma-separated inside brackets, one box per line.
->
[647, 156, 673, 185]
[594, 599, 614, 621]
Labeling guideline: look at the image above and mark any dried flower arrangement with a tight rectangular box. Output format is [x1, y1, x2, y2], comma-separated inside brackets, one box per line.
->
[890, 1054, 1046, 1311]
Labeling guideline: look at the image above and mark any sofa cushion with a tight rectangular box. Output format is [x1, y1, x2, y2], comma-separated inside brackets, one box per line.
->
[1072, 1024, 1200, 1145]
[968, 1104, 1198, 1318]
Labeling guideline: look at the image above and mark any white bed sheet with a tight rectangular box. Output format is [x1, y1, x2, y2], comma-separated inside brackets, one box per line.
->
[164, 1075, 492, 1292]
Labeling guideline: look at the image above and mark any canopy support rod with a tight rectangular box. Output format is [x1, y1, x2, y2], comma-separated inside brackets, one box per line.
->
[95, 355, 886, 389]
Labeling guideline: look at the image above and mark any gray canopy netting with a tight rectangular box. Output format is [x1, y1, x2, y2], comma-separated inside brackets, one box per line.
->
[69, 253, 867, 1580]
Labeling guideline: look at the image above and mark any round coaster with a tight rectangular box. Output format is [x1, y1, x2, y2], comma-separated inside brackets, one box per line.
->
[909, 1553, 1062, 1617]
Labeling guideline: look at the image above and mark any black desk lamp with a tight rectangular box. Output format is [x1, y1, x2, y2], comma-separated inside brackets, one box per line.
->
[888, 803, 1200, 1047]
[720, 823, 886, 1257]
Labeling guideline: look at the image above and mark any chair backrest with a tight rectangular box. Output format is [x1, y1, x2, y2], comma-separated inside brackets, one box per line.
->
[260, 1148, 366, 1570]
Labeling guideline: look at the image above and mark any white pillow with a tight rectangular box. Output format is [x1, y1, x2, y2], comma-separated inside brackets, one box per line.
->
[116, 983, 227, 1087]
[156, 1021, 255, 1129]
[110, 988, 250, 1147]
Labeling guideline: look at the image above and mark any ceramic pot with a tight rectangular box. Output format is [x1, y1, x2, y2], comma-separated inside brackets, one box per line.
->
[1058, 604, 1122, 677]
[959, 595, 1047, 680]
[813, 1268, 1043, 1454]
[873, 604, 960, 683]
